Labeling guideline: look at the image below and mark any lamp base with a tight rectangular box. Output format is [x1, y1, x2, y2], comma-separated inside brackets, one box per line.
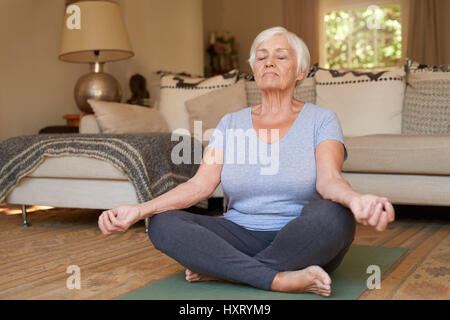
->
[74, 62, 122, 114]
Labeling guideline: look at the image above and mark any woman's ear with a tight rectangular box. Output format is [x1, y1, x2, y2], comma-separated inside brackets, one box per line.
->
[296, 70, 307, 82]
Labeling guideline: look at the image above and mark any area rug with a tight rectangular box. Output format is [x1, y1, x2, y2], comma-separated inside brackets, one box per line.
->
[117, 245, 407, 300]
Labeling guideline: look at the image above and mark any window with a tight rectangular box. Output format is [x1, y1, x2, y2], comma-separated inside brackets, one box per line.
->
[320, 0, 404, 70]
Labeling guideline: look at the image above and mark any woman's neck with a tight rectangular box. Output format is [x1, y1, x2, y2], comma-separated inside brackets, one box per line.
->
[259, 85, 296, 116]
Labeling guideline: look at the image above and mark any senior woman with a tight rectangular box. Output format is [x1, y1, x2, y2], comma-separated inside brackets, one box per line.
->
[98, 26, 395, 297]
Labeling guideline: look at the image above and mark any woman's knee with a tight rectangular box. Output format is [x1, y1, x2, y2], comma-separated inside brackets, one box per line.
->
[147, 210, 185, 250]
[302, 199, 356, 243]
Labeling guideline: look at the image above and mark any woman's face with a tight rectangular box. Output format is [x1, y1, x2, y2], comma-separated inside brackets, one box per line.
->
[253, 34, 305, 91]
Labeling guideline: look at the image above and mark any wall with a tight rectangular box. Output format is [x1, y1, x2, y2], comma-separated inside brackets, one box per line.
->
[111, 0, 204, 100]
[0, 0, 86, 141]
[0, 0, 204, 142]
[203, 0, 284, 74]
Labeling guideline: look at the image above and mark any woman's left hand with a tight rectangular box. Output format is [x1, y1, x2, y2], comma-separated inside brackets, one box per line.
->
[349, 194, 395, 232]
[98, 205, 142, 235]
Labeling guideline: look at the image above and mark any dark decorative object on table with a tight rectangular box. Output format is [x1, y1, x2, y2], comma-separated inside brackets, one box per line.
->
[205, 31, 239, 77]
[39, 126, 78, 134]
[127, 73, 151, 108]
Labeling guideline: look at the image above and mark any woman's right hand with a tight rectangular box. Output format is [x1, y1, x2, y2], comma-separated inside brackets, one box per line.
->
[98, 205, 142, 235]
[349, 194, 395, 232]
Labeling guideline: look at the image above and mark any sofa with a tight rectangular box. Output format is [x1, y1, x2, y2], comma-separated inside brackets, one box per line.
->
[4, 59, 450, 227]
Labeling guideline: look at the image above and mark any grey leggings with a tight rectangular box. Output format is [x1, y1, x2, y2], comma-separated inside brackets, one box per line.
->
[147, 199, 356, 291]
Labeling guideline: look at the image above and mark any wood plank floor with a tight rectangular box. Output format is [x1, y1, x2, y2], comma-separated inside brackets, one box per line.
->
[0, 203, 448, 300]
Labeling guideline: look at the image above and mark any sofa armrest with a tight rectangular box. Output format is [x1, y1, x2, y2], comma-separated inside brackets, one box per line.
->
[79, 114, 101, 134]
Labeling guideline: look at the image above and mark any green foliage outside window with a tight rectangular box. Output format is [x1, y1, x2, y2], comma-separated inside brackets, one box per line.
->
[324, 5, 402, 70]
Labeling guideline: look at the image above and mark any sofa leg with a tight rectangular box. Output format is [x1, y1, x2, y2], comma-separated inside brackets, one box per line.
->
[22, 205, 31, 227]
[145, 217, 149, 234]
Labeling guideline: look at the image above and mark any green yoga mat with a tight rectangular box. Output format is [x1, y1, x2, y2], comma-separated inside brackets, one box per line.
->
[118, 245, 406, 300]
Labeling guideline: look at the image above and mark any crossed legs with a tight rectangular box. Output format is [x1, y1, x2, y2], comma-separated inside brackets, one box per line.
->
[147, 199, 355, 296]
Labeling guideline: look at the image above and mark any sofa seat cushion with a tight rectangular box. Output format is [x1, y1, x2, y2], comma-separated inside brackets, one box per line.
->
[343, 134, 450, 175]
[29, 156, 129, 180]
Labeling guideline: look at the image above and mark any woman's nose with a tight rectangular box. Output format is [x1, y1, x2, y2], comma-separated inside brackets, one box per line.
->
[265, 57, 275, 68]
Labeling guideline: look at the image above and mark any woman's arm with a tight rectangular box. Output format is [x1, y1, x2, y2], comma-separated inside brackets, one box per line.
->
[137, 146, 224, 219]
[315, 140, 395, 232]
[315, 140, 358, 207]
[98, 146, 224, 235]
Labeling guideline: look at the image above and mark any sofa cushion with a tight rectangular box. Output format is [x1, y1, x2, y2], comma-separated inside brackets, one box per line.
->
[29, 156, 129, 180]
[315, 67, 406, 137]
[401, 59, 450, 134]
[185, 80, 248, 144]
[158, 70, 239, 132]
[148, 70, 196, 110]
[88, 100, 170, 134]
[342, 172, 450, 206]
[404, 59, 450, 73]
[343, 134, 450, 175]
[6, 177, 138, 209]
[79, 114, 101, 134]
[148, 71, 163, 109]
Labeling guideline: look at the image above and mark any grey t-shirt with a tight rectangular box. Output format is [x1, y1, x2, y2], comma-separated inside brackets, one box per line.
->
[206, 103, 347, 231]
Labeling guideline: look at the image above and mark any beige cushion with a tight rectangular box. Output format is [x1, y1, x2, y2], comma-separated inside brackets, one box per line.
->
[342, 172, 450, 206]
[88, 100, 169, 134]
[79, 114, 101, 134]
[185, 80, 247, 143]
[148, 71, 163, 108]
[315, 67, 406, 137]
[343, 134, 450, 175]
[158, 70, 239, 132]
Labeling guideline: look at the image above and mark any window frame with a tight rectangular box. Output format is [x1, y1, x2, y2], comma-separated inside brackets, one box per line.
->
[318, 0, 409, 70]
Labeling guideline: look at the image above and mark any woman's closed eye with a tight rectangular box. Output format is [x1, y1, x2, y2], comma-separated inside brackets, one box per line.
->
[257, 56, 286, 61]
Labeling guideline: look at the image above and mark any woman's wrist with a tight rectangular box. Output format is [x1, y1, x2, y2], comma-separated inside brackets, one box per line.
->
[343, 191, 361, 209]
[137, 201, 155, 220]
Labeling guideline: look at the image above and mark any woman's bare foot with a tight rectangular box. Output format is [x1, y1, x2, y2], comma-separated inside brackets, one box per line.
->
[270, 266, 332, 297]
[185, 269, 219, 282]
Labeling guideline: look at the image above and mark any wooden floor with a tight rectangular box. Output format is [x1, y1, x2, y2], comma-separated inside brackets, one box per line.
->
[0, 203, 448, 300]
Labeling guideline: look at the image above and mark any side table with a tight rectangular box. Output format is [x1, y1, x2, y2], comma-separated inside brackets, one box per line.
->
[38, 114, 83, 134]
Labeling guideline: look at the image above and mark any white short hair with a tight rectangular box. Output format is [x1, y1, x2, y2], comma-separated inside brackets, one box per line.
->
[248, 26, 310, 75]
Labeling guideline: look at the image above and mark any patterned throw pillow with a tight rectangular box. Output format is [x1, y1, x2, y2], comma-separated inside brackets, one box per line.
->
[402, 59, 450, 134]
[242, 65, 317, 107]
[404, 59, 450, 73]
[158, 70, 239, 132]
[148, 70, 196, 110]
[314, 67, 406, 137]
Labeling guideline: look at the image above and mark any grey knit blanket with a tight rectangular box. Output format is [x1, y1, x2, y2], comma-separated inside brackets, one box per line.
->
[0, 133, 201, 203]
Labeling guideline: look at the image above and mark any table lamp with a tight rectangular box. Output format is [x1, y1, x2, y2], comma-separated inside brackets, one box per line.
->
[59, 0, 134, 113]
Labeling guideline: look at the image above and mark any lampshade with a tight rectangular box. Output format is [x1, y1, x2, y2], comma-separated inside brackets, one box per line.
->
[59, 1, 134, 63]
